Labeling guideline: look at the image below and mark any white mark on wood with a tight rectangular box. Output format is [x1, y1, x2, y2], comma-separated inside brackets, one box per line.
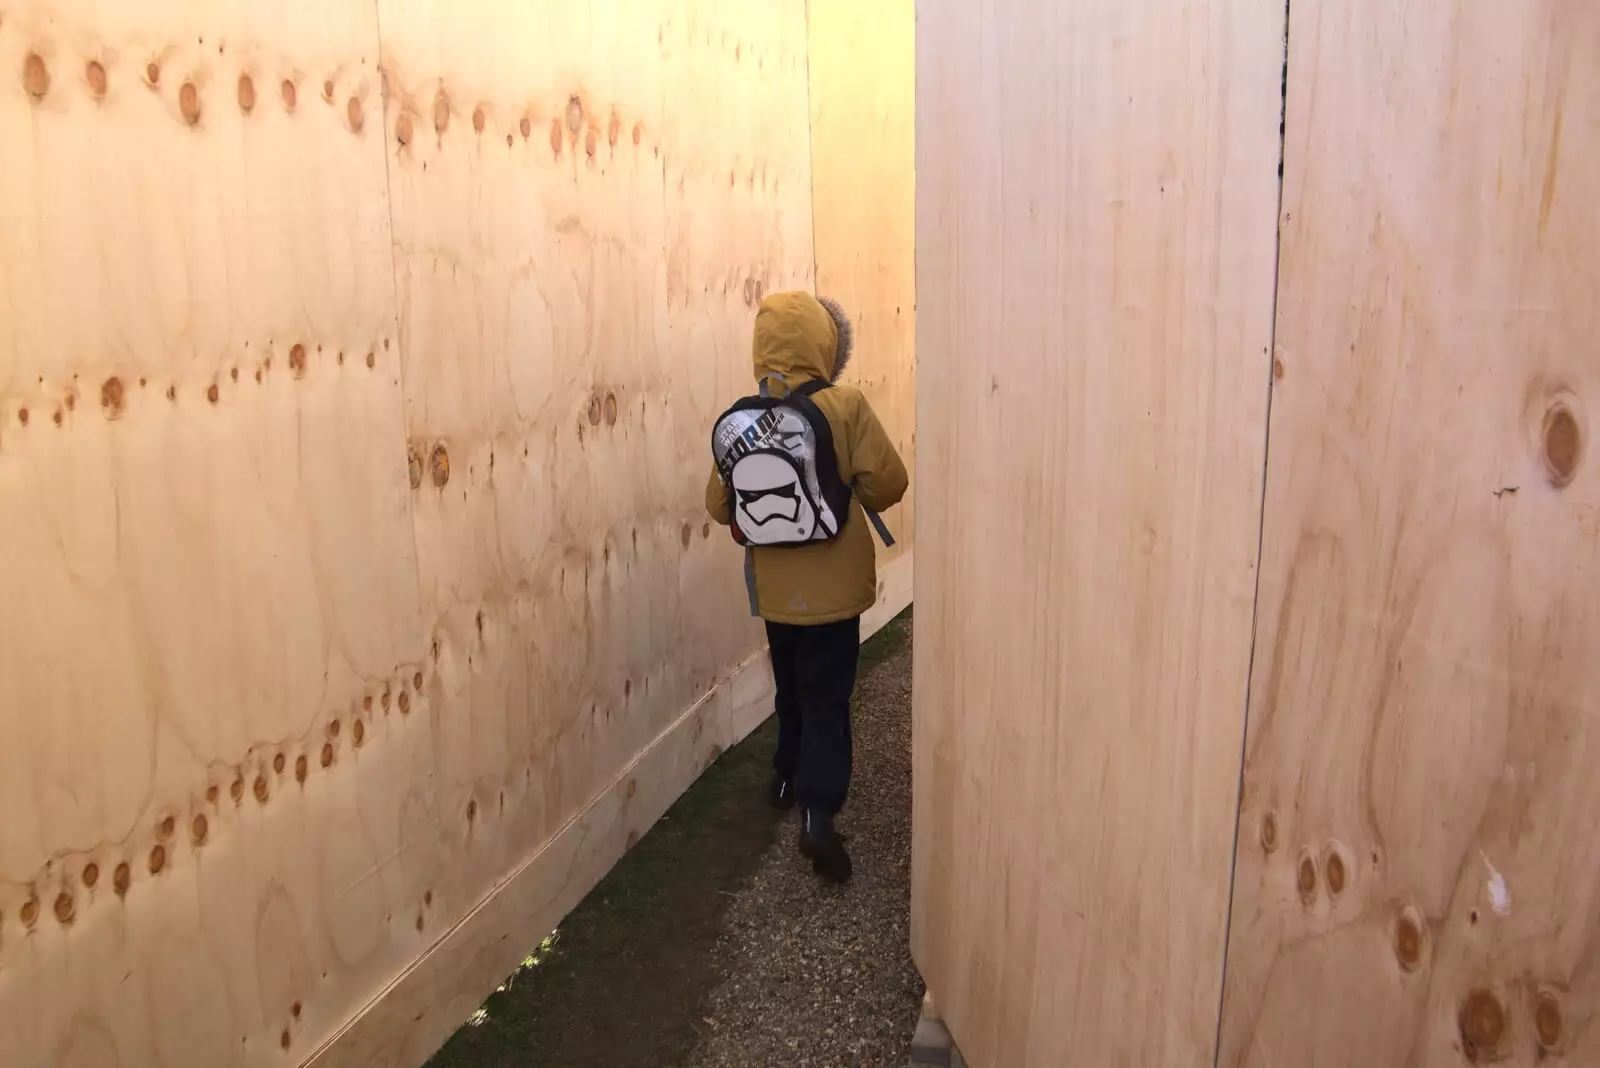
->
[1482, 852, 1512, 916]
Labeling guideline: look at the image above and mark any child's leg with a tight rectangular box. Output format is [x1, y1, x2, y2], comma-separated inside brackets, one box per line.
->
[765, 621, 803, 786]
[793, 616, 861, 815]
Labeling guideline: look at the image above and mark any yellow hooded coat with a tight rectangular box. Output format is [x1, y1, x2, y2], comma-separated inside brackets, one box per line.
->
[706, 292, 909, 625]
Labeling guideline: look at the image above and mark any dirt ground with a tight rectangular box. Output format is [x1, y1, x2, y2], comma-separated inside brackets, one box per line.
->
[425, 612, 920, 1068]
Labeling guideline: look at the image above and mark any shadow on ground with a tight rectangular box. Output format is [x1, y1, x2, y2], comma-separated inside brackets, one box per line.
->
[426, 611, 913, 1068]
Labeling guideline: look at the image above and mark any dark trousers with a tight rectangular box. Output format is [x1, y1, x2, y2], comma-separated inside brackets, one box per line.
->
[766, 616, 860, 816]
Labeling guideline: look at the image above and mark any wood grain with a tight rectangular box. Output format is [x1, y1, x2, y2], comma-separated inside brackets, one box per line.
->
[909, 0, 1285, 1064]
[0, 4, 422, 1066]
[1217, 2, 1600, 1065]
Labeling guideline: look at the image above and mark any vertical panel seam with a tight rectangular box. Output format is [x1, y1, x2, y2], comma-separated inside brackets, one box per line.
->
[1211, 0, 1295, 1063]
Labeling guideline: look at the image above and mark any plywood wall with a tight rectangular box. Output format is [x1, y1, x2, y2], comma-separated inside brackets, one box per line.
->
[909, 0, 1285, 1064]
[0, 0, 904, 1065]
[1217, 2, 1600, 1065]
[807, 0, 916, 615]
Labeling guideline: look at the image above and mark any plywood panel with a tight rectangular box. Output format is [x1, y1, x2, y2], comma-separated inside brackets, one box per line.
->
[0, 0, 825, 1065]
[0, 3, 425, 1066]
[1217, 3, 1600, 1065]
[320, 0, 813, 1061]
[909, 0, 1285, 1064]
[807, 0, 916, 564]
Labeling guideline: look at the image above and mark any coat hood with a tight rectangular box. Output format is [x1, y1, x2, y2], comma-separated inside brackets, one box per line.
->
[752, 291, 853, 385]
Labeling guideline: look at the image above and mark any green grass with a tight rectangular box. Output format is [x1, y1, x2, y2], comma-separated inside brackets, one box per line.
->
[426, 608, 911, 1068]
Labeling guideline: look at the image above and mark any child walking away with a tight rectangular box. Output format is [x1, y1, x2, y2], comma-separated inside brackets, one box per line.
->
[706, 292, 909, 883]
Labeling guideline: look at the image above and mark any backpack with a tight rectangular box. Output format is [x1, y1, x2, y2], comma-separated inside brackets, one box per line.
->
[711, 377, 895, 550]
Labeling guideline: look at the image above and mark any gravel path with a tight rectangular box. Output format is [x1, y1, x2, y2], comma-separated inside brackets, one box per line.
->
[685, 619, 923, 1068]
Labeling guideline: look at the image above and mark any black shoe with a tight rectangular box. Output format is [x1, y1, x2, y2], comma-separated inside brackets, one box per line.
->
[799, 809, 852, 883]
[769, 775, 797, 811]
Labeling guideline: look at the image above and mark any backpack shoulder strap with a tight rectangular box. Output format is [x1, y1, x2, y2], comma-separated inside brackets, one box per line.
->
[792, 379, 830, 397]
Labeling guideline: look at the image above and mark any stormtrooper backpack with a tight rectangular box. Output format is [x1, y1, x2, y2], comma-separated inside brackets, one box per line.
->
[711, 376, 895, 550]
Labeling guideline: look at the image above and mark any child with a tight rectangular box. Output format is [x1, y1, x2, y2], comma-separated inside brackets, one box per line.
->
[706, 291, 909, 882]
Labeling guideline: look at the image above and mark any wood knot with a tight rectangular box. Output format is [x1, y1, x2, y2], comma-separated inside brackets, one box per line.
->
[230, 777, 245, 802]
[179, 82, 201, 124]
[289, 343, 307, 376]
[146, 62, 161, 86]
[1543, 402, 1581, 486]
[413, 671, 424, 690]
[352, 718, 365, 745]
[320, 742, 334, 768]
[273, 752, 287, 774]
[148, 843, 166, 874]
[549, 118, 564, 157]
[396, 112, 413, 146]
[24, 52, 49, 99]
[86, 60, 107, 98]
[294, 755, 308, 782]
[472, 105, 486, 133]
[347, 96, 364, 132]
[1459, 988, 1506, 1060]
[632, 122, 643, 146]
[433, 92, 450, 134]
[398, 690, 411, 714]
[159, 816, 176, 839]
[1535, 991, 1564, 1050]
[281, 79, 297, 109]
[101, 376, 125, 417]
[191, 813, 208, 844]
[113, 862, 131, 895]
[1259, 812, 1278, 853]
[1395, 907, 1424, 971]
[254, 774, 269, 803]
[584, 128, 598, 158]
[54, 891, 75, 924]
[20, 896, 40, 927]
[608, 111, 621, 147]
[565, 95, 583, 134]
[82, 862, 100, 889]
[430, 443, 450, 487]
[237, 73, 255, 111]
[1323, 845, 1348, 896]
[604, 391, 618, 426]
[1296, 850, 1318, 903]
[519, 116, 531, 139]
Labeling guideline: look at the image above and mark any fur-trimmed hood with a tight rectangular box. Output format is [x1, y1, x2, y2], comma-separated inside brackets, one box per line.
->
[751, 291, 853, 385]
